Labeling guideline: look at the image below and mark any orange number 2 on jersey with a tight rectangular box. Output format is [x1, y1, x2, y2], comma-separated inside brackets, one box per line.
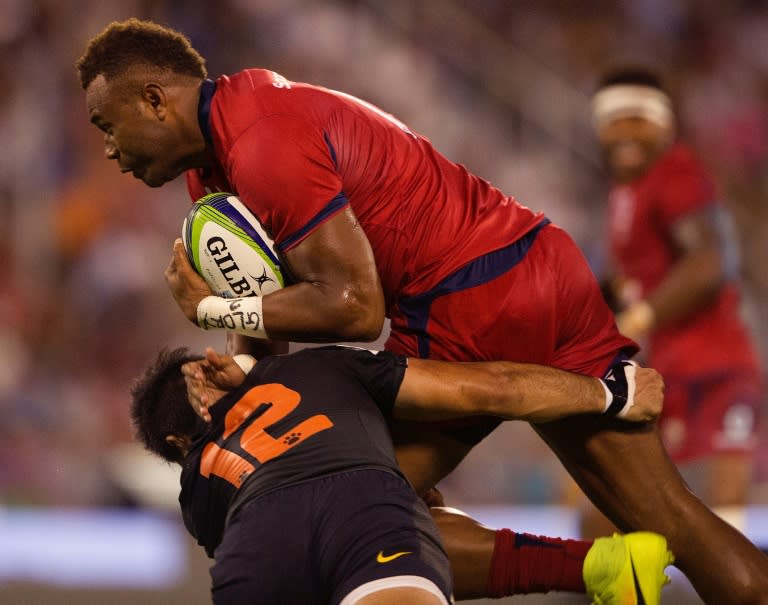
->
[200, 383, 334, 487]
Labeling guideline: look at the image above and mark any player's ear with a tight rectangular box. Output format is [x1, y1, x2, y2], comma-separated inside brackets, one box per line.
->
[165, 434, 192, 458]
[142, 83, 168, 119]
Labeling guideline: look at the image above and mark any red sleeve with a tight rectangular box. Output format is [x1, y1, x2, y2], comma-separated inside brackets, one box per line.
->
[656, 153, 717, 226]
[186, 170, 208, 202]
[226, 114, 347, 250]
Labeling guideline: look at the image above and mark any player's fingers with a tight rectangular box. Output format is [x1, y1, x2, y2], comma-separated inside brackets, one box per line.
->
[181, 361, 203, 378]
[632, 368, 664, 422]
[174, 238, 199, 274]
[206, 347, 220, 363]
[184, 379, 205, 415]
[205, 348, 229, 373]
[166, 239, 185, 271]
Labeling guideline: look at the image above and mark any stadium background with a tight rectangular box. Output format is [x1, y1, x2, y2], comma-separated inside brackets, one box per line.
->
[0, 1, 767, 603]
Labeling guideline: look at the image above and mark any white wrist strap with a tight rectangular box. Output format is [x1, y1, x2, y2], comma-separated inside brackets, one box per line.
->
[601, 361, 637, 419]
[196, 296, 268, 338]
[232, 354, 257, 374]
[600, 381, 614, 413]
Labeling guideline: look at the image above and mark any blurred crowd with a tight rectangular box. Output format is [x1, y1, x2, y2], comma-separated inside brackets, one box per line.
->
[0, 0, 766, 507]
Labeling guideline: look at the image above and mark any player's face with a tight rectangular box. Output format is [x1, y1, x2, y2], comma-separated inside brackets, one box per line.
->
[86, 74, 188, 188]
[597, 116, 671, 183]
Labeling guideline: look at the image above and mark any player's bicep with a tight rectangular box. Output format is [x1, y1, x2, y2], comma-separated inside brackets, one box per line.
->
[670, 208, 721, 254]
[280, 210, 386, 342]
[669, 209, 726, 282]
[394, 359, 498, 420]
[282, 207, 381, 292]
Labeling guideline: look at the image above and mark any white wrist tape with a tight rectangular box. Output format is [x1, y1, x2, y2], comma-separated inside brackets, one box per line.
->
[196, 295, 268, 338]
[601, 360, 637, 419]
[232, 354, 257, 375]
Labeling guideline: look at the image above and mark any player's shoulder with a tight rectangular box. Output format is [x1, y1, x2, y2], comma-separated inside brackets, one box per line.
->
[658, 142, 708, 176]
[216, 68, 330, 106]
[215, 68, 286, 92]
[290, 345, 387, 363]
[286, 346, 400, 375]
[211, 69, 335, 144]
[249, 347, 389, 392]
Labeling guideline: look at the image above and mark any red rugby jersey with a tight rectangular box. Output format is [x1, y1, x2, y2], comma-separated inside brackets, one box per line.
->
[607, 143, 760, 375]
[187, 69, 544, 309]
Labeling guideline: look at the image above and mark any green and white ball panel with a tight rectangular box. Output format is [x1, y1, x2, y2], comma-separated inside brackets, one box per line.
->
[182, 193, 285, 298]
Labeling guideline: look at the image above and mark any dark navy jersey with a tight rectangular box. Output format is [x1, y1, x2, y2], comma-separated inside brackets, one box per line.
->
[179, 346, 408, 556]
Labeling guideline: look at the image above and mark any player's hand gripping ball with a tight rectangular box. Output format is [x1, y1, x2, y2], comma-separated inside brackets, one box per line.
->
[182, 193, 285, 298]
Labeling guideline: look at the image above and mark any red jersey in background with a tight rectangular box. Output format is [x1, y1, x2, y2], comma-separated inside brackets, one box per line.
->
[607, 142, 760, 378]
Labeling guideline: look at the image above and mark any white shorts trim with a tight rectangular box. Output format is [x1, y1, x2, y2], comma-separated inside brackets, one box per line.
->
[339, 575, 450, 605]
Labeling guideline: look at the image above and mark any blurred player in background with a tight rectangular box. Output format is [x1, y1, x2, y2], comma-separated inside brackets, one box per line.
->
[132, 344, 670, 604]
[77, 19, 768, 604]
[586, 66, 764, 538]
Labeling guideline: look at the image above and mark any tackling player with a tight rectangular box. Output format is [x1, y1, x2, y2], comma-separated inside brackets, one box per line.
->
[78, 19, 768, 604]
[131, 344, 670, 604]
[587, 65, 763, 537]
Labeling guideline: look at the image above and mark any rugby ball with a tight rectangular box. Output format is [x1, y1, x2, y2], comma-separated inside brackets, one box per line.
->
[182, 193, 285, 298]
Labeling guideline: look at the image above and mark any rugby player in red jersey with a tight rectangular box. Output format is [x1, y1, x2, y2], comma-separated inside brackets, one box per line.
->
[584, 65, 763, 537]
[78, 19, 768, 604]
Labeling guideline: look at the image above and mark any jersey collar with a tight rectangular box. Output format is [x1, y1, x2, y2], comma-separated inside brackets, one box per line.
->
[197, 78, 217, 146]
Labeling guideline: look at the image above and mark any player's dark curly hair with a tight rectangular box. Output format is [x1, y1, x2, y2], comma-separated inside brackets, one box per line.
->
[76, 18, 207, 90]
[597, 65, 667, 93]
[130, 347, 207, 464]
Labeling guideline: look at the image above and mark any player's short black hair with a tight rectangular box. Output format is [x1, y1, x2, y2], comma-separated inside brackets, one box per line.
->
[76, 18, 207, 90]
[596, 66, 667, 93]
[130, 347, 207, 464]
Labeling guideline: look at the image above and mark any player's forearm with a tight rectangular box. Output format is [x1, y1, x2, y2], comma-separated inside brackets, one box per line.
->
[637, 209, 727, 331]
[261, 281, 385, 342]
[395, 359, 605, 423]
[197, 281, 385, 343]
[226, 333, 289, 357]
[478, 363, 606, 422]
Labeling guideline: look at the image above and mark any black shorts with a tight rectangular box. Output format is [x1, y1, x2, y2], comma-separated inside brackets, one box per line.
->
[211, 469, 452, 605]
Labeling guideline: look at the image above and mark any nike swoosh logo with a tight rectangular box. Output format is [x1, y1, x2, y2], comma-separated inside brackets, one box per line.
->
[376, 550, 412, 563]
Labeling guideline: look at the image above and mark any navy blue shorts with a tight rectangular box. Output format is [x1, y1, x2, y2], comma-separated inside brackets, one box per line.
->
[210, 469, 452, 604]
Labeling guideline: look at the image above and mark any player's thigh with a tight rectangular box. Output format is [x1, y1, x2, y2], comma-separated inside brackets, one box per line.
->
[389, 418, 489, 494]
[211, 489, 318, 604]
[532, 414, 693, 534]
[312, 470, 453, 605]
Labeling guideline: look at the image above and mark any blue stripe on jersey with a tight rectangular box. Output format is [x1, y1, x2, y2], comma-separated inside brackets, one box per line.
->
[515, 532, 563, 549]
[397, 218, 551, 358]
[197, 79, 217, 146]
[277, 192, 350, 252]
[323, 131, 338, 169]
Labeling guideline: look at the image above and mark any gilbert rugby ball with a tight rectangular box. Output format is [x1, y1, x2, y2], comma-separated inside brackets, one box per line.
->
[182, 193, 285, 298]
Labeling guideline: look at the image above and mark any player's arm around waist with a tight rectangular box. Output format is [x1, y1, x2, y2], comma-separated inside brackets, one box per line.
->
[393, 359, 664, 424]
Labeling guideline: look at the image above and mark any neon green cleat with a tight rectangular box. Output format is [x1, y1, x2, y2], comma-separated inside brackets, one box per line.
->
[583, 531, 675, 605]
